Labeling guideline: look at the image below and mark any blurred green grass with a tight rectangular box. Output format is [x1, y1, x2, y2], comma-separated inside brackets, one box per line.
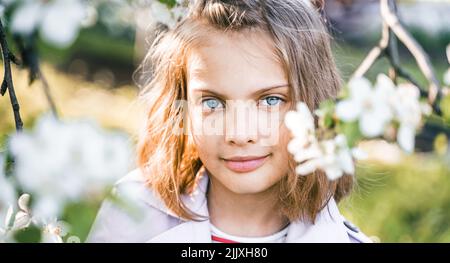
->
[341, 155, 450, 242]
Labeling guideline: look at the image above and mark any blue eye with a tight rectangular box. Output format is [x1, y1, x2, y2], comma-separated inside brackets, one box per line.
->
[260, 96, 283, 107]
[202, 98, 223, 111]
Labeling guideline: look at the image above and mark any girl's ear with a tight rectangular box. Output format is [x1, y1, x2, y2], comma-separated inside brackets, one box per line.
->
[310, 0, 325, 11]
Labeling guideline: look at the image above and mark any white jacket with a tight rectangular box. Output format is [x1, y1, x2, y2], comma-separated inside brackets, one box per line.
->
[87, 168, 373, 243]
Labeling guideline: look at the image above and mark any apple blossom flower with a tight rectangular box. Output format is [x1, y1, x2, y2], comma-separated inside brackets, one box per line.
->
[41, 218, 69, 243]
[444, 44, 450, 86]
[337, 74, 430, 153]
[285, 102, 317, 157]
[150, 0, 188, 28]
[0, 154, 16, 239]
[444, 69, 450, 86]
[12, 194, 33, 230]
[285, 102, 361, 180]
[0, 206, 14, 243]
[11, 0, 88, 47]
[446, 44, 450, 64]
[336, 75, 395, 138]
[294, 134, 357, 181]
[9, 114, 132, 219]
[0, 191, 35, 242]
[392, 83, 429, 153]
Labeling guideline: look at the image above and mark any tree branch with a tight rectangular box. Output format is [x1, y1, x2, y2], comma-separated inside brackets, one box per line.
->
[353, 0, 444, 115]
[352, 19, 389, 79]
[0, 20, 23, 132]
[380, 0, 441, 105]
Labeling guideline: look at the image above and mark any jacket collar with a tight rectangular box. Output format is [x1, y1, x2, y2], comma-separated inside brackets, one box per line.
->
[145, 168, 350, 243]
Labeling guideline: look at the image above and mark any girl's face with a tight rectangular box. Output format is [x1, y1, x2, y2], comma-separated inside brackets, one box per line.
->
[186, 29, 292, 194]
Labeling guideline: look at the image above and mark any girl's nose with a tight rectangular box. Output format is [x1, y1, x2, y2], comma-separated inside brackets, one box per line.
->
[225, 131, 257, 146]
[224, 101, 258, 146]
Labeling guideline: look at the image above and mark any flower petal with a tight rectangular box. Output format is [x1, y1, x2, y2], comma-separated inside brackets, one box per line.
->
[374, 74, 396, 99]
[397, 124, 415, 153]
[348, 77, 372, 100]
[18, 193, 31, 213]
[359, 110, 388, 137]
[335, 99, 361, 122]
[446, 44, 450, 64]
[293, 143, 322, 163]
[151, 1, 176, 28]
[10, 1, 42, 35]
[295, 159, 323, 176]
[324, 165, 344, 181]
[444, 68, 450, 86]
[40, 0, 86, 47]
[13, 211, 31, 230]
[337, 149, 354, 175]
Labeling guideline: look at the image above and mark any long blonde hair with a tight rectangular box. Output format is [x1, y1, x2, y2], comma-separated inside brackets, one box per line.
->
[136, 0, 353, 223]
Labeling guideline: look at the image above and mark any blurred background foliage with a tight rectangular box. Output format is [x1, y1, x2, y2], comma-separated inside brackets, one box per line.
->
[1, 0, 450, 242]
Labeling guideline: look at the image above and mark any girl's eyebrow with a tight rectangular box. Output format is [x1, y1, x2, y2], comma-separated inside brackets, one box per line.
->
[193, 84, 289, 98]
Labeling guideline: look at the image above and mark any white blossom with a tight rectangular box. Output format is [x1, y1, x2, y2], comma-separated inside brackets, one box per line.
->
[0, 154, 16, 240]
[337, 74, 430, 153]
[294, 134, 357, 181]
[0, 206, 14, 243]
[12, 194, 33, 230]
[445, 44, 450, 86]
[150, 0, 188, 28]
[2, 192, 70, 243]
[150, 1, 177, 28]
[444, 68, 450, 86]
[41, 0, 86, 47]
[446, 44, 450, 65]
[11, 0, 88, 47]
[10, 0, 42, 35]
[336, 75, 395, 138]
[41, 218, 69, 243]
[9, 114, 132, 219]
[392, 83, 427, 153]
[285, 102, 317, 158]
[0, 191, 35, 242]
[285, 102, 360, 180]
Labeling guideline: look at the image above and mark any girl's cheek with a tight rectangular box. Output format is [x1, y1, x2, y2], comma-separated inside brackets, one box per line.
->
[189, 107, 225, 137]
[258, 110, 286, 147]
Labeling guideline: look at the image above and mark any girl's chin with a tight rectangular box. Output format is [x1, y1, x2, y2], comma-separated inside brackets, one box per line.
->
[220, 173, 281, 194]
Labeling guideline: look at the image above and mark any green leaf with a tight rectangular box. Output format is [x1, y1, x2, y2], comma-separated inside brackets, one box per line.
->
[318, 99, 337, 129]
[324, 114, 333, 129]
[13, 225, 42, 243]
[337, 121, 362, 148]
[62, 201, 102, 243]
[158, 0, 177, 8]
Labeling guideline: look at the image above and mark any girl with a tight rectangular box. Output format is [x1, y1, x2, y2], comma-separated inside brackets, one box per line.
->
[87, 0, 372, 243]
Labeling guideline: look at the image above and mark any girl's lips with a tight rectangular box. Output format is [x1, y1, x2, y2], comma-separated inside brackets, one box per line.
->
[222, 154, 270, 173]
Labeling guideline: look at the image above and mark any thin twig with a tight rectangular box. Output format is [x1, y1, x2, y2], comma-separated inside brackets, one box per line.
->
[37, 69, 59, 118]
[380, 0, 441, 105]
[12, 34, 59, 119]
[352, 17, 390, 79]
[0, 20, 23, 132]
[353, 0, 444, 115]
